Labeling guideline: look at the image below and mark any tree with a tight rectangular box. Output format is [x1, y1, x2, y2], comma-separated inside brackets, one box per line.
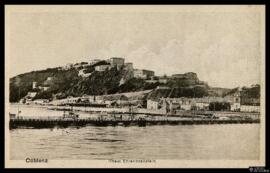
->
[33, 91, 52, 100]
[241, 84, 260, 98]
[209, 102, 231, 111]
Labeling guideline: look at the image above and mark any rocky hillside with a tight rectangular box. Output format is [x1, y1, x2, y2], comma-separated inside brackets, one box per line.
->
[10, 64, 161, 102]
[9, 61, 260, 103]
[146, 86, 209, 101]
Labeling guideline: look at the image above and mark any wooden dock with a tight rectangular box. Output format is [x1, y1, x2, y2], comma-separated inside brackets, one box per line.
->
[9, 117, 260, 129]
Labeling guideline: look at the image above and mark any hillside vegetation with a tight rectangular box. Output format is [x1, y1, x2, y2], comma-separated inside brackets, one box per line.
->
[9, 63, 260, 102]
[10, 66, 163, 102]
[146, 86, 209, 100]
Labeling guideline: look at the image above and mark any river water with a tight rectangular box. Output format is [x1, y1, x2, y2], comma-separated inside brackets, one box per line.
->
[9, 104, 260, 160]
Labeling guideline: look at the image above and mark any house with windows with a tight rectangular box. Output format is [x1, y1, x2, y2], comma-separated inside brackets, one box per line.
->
[240, 97, 260, 112]
[109, 57, 125, 69]
[147, 99, 159, 110]
[95, 64, 111, 72]
[124, 62, 133, 71]
[134, 69, 155, 79]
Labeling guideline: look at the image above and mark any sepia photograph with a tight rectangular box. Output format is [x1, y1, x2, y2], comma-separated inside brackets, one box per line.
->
[5, 5, 265, 168]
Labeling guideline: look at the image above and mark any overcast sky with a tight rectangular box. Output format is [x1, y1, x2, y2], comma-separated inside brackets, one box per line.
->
[5, 5, 264, 88]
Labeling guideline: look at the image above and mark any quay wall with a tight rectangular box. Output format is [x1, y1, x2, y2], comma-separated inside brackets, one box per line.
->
[9, 118, 260, 129]
[47, 105, 259, 118]
[48, 105, 129, 113]
[47, 106, 166, 115]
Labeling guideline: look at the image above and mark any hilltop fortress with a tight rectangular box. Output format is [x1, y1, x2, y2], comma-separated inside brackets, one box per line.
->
[10, 57, 260, 113]
[65, 57, 156, 81]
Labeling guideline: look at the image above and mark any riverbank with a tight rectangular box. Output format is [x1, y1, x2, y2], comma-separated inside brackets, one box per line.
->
[10, 116, 260, 129]
[47, 105, 260, 117]
[10, 103, 260, 117]
[9, 103, 260, 129]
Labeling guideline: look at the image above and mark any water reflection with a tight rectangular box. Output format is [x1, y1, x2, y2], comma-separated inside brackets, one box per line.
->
[10, 124, 260, 160]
